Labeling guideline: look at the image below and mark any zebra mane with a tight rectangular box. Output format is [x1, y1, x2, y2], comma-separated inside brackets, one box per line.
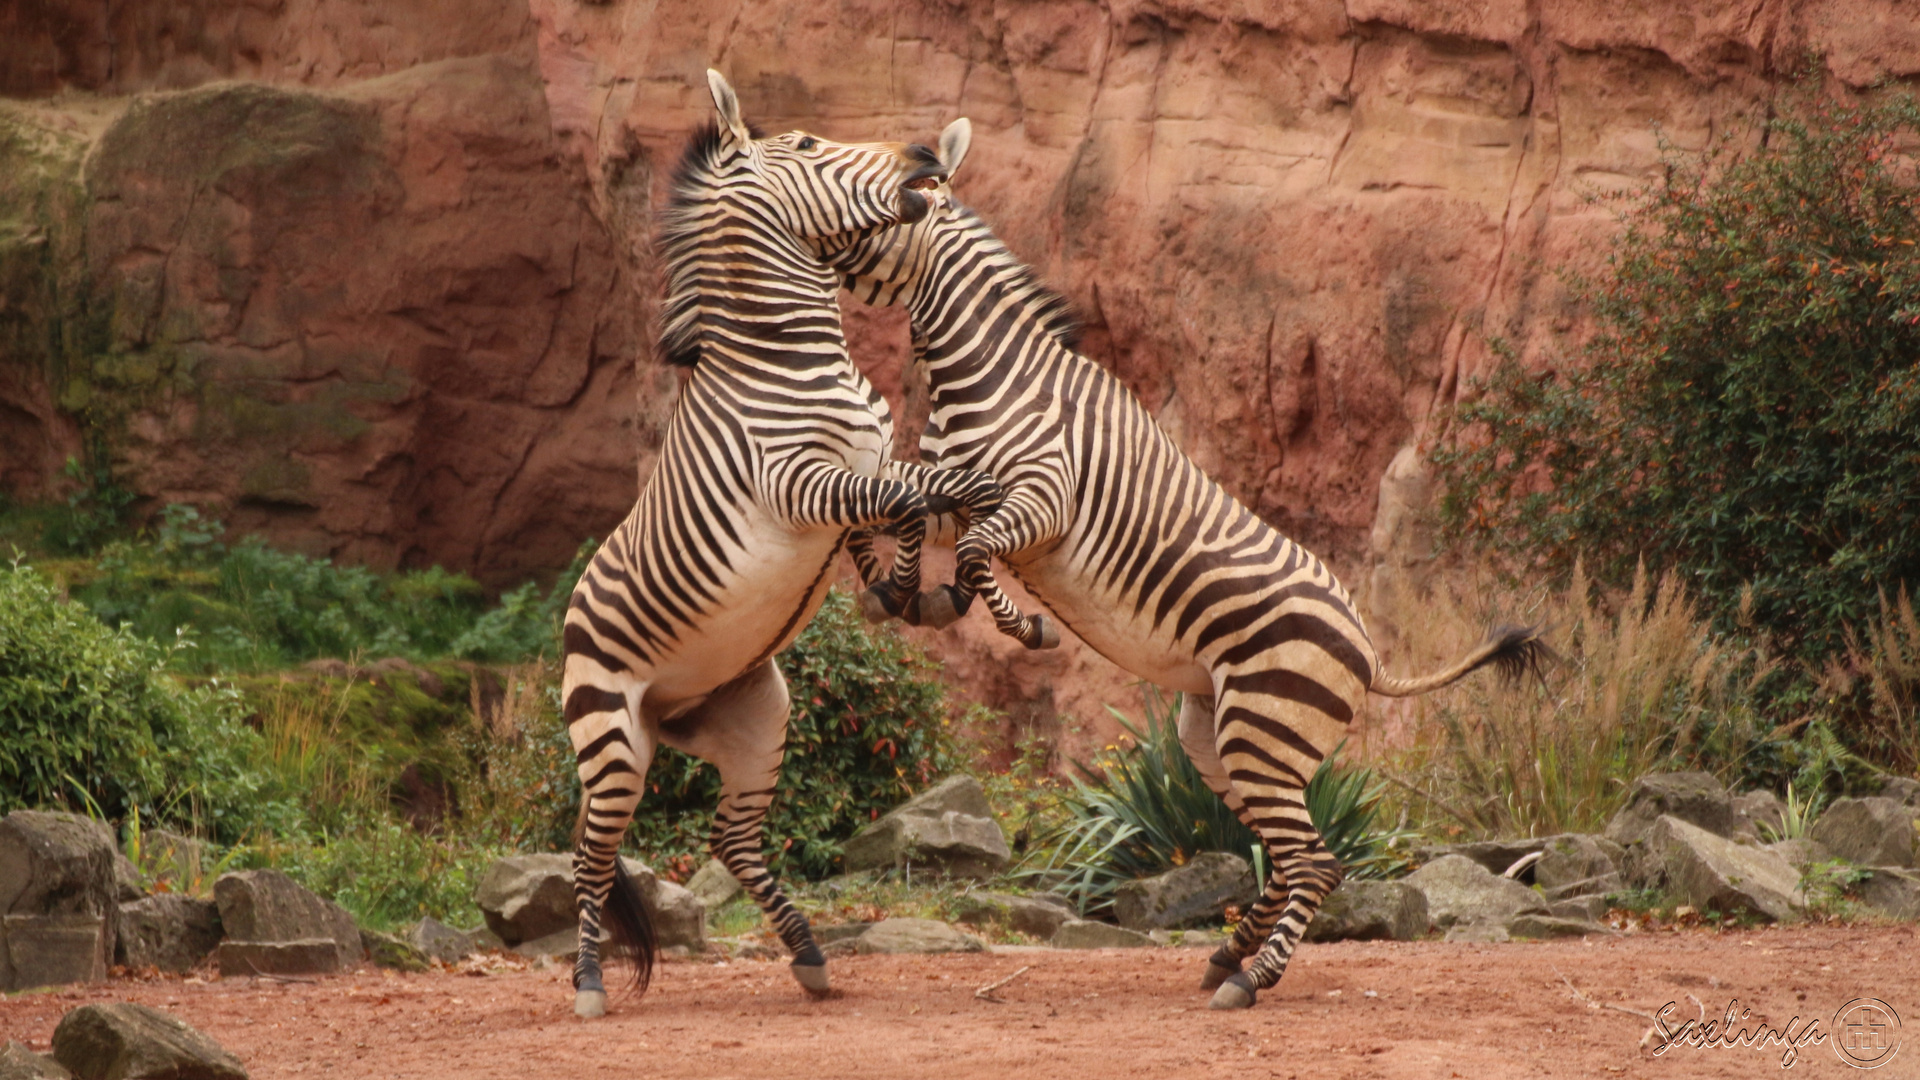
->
[657, 119, 765, 369]
[948, 204, 1082, 351]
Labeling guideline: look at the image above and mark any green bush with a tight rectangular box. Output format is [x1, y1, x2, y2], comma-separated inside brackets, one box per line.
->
[231, 815, 497, 931]
[1016, 691, 1412, 916]
[0, 559, 286, 838]
[1435, 91, 1920, 663]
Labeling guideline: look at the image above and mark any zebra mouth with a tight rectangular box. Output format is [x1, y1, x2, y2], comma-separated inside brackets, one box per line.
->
[905, 176, 940, 191]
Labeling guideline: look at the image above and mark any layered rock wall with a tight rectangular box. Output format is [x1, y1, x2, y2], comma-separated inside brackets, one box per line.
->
[3, 0, 1915, 746]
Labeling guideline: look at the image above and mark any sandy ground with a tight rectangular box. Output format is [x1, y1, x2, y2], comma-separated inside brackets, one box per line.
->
[4, 926, 1916, 1079]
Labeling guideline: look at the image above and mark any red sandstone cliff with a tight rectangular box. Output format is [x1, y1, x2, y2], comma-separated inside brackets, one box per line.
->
[3, 0, 1913, 751]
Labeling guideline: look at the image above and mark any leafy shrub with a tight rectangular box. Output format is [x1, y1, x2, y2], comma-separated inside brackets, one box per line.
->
[0, 559, 286, 838]
[1435, 91, 1920, 663]
[1016, 691, 1410, 917]
[230, 816, 497, 931]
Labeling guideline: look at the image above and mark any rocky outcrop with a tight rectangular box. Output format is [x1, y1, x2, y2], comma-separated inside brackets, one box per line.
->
[115, 895, 221, 974]
[51, 1003, 246, 1080]
[1604, 773, 1736, 846]
[0, 811, 120, 992]
[1112, 853, 1255, 931]
[1624, 816, 1803, 923]
[1404, 854, 1549, 931]
[1809, 798, 1919, 869]
[1303, 879, 1428, 942]
[841, 776, 1010, 880]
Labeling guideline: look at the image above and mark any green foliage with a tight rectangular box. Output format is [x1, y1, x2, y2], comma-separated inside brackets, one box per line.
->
[1759, 781, 1827, 843]
[0, 559, 288, 839]
[1799, 859, 1873, 920]
[1016, 691, 1411, 916]
[625, 589, 966, 880]
[1435, 91, 1920, 663]
[230, 815, 497, 931]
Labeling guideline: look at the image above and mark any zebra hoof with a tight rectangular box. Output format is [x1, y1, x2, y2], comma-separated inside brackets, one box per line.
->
[1028, 615, 1061, 650]
[1199, 959, 1241, 992]
[859, 585, 898, 624]
[790, 960, 832, 998]
[1208, 973, 1257, 1011]
[917, 586, 964, 630]
[574, 990, 608, 1019]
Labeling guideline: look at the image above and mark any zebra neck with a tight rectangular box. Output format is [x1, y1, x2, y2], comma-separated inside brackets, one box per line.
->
[909, 255, 1068, 383]
[663, 205, 851, 371]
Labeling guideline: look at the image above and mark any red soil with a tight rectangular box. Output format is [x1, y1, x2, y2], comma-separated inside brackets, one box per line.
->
[4, 926, 1915, 1079]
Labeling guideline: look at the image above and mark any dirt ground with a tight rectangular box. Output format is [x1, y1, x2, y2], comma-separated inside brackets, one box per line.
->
[4, 926, 1916, 1079]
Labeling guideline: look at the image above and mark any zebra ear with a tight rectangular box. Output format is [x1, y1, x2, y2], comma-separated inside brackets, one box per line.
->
[938, 117, 972, 181]
[706, 69, 752, 147]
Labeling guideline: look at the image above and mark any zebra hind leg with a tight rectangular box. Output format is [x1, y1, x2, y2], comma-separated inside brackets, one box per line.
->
[565, 675, 655, 1019]
[1210, 836, 1342, 1010]
[953, 544, 1058, 649]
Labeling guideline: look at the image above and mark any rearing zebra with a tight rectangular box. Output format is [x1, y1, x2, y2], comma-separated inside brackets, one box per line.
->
[820, 119, 1548, 1010]
[561, 75, 1002, 1019]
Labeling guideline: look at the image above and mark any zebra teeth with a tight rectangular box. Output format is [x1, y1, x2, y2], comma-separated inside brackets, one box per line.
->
[905, 176, 940, 191]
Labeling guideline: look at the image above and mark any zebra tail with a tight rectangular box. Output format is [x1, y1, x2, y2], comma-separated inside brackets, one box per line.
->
[1370, 623, 1555, 698]
[603, 856, 658, 993]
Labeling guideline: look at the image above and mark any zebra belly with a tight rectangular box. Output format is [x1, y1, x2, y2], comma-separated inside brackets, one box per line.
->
[1007, 554, 1214, 696]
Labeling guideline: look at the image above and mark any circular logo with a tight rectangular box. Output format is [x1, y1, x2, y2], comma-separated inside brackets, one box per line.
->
[1833, 998, 1902, 1070]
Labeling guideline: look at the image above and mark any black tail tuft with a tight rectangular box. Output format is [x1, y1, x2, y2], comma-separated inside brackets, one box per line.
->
[602, 858, 658, 994]
[1485, 623, 1557, 687]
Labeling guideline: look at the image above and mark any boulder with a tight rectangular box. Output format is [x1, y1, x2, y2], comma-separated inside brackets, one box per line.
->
[1880, 777, 1920, 808]
[1626, 815, 1803, 922]
[111, 855, 146, 904]
[685, 859, 743, 910]
[1604, 772, 1736, 845]
[51, 1003, 246, 1080]
[1049, 920, 1156, 949]
[474, 856, 704, 952]
[115, 895, 222, 973]
[1508, 914, 1608, 939]
[1533, 835, 1625, 893]
[1414, 838, 1551, 878]
[212, 871, 362, 971]
[1765, 838, 1833, 870]
[852, 918, 985, 955]
[1731, 791, 1786, 840]
[1858, 868, 1920, 920]
[814, 923, 873, 945]
[1112, 853, 1256, 930]
[1303, 880, 1428, 942]
[633, 869, 706, 953]
[213, 940, 344, 978]
[1550, 895, 1610, 922]
[511, 928, 580, 961]
[0, 811, 121, 991]
[1809, 798, 1918, 868]
[842, 776, 1010, 880]
[0, 1042, 71, 1080]
[1540, 874, 1623, 903]
[405, 917, 472, 964]
[954, 892, 1076, 939]
[360, 930, 429, 972]
[1404, 854, 1548, 930]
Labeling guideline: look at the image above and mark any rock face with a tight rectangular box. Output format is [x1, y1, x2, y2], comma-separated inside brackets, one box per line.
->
[1809, 798, 1919, 869]
[1303, 880, 1428, 943]
[212, 870, 362, 974]
[1404, 854, 1549, 931]
[852, 918, 984, 955]
[1112, 853, 1256, 931]
[474, 855, 705, 953]
[1624, 816, 1803, 923]
[51, 1003, 247, 1080]
[115, 895, 222, 974]
[0, 811, 120, 991]
[841, 776, 1010, 880]
[1605, 773, 1737, 846]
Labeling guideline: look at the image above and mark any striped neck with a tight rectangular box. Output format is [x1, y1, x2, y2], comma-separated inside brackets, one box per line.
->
[904, 209, 1080, 383]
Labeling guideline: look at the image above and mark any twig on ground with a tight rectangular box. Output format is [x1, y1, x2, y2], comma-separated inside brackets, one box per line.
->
[974, 965, 1033, 1003]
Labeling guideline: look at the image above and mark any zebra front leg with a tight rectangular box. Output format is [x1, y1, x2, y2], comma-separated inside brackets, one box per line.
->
[563, 666, 655, 1019]
[860, 463, 1003, 627]
[660, 659, 831, 997]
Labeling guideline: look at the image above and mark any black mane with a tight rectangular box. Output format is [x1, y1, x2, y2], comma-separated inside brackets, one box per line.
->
[658, 119, 766, 368]
[954, 203, 1082, 351]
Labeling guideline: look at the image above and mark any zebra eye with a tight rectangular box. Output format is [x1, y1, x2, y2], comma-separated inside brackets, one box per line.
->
[795, 136, 817, 152]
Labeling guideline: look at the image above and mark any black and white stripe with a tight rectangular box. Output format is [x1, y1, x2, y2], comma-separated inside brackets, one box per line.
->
[560, 75, 1000, 1018]
[822, 119, 1546, 1010]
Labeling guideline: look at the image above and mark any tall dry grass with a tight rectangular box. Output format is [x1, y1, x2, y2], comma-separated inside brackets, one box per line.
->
[1370, 562, 1779, 840]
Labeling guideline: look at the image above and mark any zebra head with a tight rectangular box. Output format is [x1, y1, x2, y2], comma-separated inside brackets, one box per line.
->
[821, 118, 975, 308]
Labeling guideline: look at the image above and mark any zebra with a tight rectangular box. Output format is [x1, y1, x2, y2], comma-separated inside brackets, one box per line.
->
[561, 74, 1004, 1020]
[818, 118, 1549, 1010]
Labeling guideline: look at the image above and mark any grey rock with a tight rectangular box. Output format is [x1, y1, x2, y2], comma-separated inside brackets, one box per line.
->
[842, 776, 1010, 880]
[686, 859, 743, 910]
[1604, 772, 1736, 845]
[1550, 895, 1611, 921]
[1443, 921, 1510, 943]
[474, 854, 574, 946]
[361, 929, 429, 972]
[51, 1002, 246, 1080]
[511, 928, 579, 961]
[1858, 867, 1920, 920]
[213, 870, 361, 969]
[1404, 854, 1548, 930]
[1534, 835, 1626, 893]
[0, 1041, 71, 1080]
[853, 918, 985, 955]
[465, 924, 506, 952]
[1880, 777, 1920, 808]
[213, 940, 345, 977]
[1809, 797, 1918, 868]
[1414, 838, 1552, 878]
[0, 811, 121, 991]
[1049, 920, 1155, 949]
[813, 923, 873, 945]
[1304, 880, 1428, 942]
[1112, 853, 1256, 930]
[1541, 873, 1622, 902]
[954, 893, 1076, 939]
[631, 867, 706, 953]
[405, 917, 472, 964]
[1508, 914, 1608, 939]
[1764, 838, 1832, 869]
[115, 895, 221, 973]
[1626, 815, 1803, 922]
[1732, 791, 1786, 839]
[111, 854, 146, 904]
